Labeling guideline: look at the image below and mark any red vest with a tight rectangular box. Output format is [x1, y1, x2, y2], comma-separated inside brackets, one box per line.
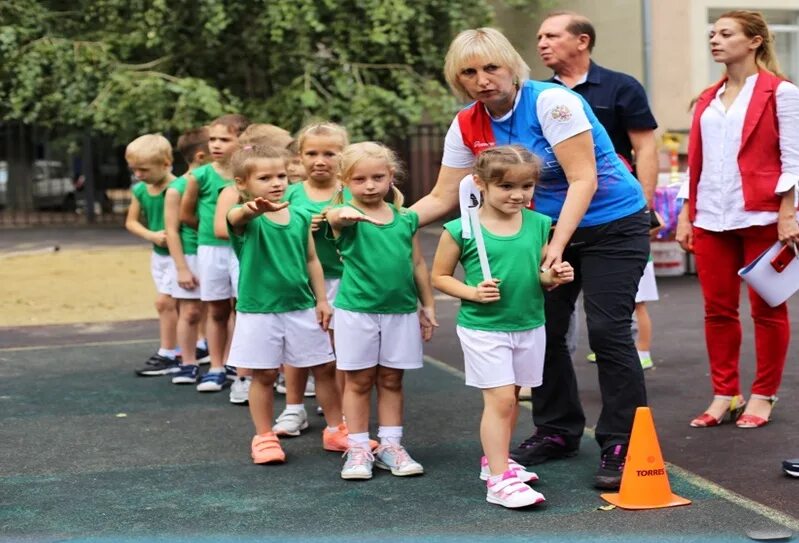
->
[687, 70, 784, 221]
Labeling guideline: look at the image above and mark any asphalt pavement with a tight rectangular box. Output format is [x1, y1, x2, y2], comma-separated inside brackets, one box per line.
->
[1, 224, 798, 542]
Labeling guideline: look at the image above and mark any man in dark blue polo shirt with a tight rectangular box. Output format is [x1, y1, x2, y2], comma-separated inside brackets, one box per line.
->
[536, 11, 659, 203]
[510, 10, 659, 489]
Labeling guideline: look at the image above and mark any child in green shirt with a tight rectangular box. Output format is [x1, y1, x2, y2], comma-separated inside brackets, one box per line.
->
[431, 145, 573, 509]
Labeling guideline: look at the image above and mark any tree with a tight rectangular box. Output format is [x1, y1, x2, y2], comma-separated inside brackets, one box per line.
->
[0, 0, 545, 143]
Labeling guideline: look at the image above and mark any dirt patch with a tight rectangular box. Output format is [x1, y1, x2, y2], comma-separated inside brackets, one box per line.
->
[1, 247, 157, 326]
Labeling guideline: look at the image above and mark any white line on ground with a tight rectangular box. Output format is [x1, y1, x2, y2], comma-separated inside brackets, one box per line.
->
[0, 338, 156, 352]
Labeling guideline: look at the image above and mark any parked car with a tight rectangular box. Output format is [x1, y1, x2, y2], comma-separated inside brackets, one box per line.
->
[32, 160, 76, 211]
[0, 160, 77, 211]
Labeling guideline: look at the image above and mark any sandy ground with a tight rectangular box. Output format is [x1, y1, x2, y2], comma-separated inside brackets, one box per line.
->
[1, 247, 157, 326]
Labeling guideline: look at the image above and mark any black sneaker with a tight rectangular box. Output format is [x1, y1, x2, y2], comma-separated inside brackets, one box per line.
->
[135, 353, 180, 376]
[196, 346, 210, 365]
[594, 443, 628, 489]
[783, 458, 799, 478]
[510, 433, 579, 466]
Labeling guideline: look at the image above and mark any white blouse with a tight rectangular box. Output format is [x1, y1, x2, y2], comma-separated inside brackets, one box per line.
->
[677, 73, 799, 231]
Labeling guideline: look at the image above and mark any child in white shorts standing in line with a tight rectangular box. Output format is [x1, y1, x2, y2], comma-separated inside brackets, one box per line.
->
[431, 145, 573, 509]
[277, 121, 350, 436]
[125, 134, 179, 376]
[180, 114, 249, 393]
[326, 142, 437, 481]
[168, 127, 212, 384]
[225, 144, 345, 463]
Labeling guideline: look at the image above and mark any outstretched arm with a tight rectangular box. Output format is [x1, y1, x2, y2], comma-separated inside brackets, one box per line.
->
[226, 197, 288, 234]
[410, 165, 471, 227]
[326, 206, 385, 237]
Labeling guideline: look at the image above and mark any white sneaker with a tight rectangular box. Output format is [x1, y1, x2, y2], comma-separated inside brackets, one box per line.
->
[486, 471, 546, 509]
[229, 377, 251, 405]
[274, 374, 286, 394]
[479, 456, 539, 483]
[374, 444, 424, 476]
[304, 376, 316, 398]
[272, 409, 309, 437]
[341, 447, 374, 480]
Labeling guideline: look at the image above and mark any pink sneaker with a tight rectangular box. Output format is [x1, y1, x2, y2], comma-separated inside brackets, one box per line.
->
[480, 456, 539, 483]
[486, 470, 546, 509]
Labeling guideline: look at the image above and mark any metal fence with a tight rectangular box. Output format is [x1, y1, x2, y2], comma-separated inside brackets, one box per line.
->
[0, 123, 446, 228]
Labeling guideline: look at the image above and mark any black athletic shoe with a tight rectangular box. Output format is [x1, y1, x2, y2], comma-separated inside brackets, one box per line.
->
[196, 346, 210, 364]
[594, 443, 628, 489]
[135, 353, 180, 376]
[783, 458, 799, 478]
[510, 433, 579, 466]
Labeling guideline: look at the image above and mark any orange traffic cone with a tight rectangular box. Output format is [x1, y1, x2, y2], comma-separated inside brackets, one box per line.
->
[601, 407, 691, 510]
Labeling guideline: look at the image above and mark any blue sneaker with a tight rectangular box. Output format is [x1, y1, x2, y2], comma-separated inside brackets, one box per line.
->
[135, 353, 180, 377]
[196, 346, 211, 365]
[196, 370, 226, 392]
[172, 364, 199, 384]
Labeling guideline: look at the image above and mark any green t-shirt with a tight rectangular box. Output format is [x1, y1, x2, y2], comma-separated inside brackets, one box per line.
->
[228, 207, 316, 314]
[168, 176, 198, 256]
[284, 183, 351, 278]
[132, 181, 169, 256]
[334, 205, 419, 314]
[194, 163, 232, 247]
[443, 209, 551, 332]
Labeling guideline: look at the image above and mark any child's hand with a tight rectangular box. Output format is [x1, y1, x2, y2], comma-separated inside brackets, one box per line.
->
[550, 261, 574, 285]
[311, 213, 325, 232]
[151, 230, 168, 247]
[316, 301, 333, 331]
[337, 206, 385, 226]
[473, 278, 501, 303]
[246, 197, 289, 215]
[177, 267, 199, 290]
[419, 305, 438, 342]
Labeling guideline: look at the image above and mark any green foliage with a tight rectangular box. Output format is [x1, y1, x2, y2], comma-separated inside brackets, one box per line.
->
[0, 0, 542, 143]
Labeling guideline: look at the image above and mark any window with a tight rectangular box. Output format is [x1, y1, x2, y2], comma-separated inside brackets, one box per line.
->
[707, 8, 799, 82]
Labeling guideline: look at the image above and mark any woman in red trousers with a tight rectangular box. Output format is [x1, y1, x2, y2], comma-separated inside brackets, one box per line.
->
[676, 10, 799, 429]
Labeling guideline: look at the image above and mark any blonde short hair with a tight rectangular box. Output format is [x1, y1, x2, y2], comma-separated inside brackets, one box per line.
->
[444, 27, 530, 102]
[125, 134, 173, 165]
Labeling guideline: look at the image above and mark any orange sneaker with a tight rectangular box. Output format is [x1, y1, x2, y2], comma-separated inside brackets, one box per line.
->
[251, 432, 285, 464]
[322, 423, 378, 452]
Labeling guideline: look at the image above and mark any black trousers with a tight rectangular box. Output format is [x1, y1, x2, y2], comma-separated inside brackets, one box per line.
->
[531, 207, 650, 449]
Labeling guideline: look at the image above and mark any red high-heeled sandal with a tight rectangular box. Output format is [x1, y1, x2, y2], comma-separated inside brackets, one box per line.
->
[689, 395, 746, 428]
[736, 395, 777, 429]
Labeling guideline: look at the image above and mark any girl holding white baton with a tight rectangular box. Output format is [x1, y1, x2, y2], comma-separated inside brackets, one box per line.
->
[432, 145, 573, 509]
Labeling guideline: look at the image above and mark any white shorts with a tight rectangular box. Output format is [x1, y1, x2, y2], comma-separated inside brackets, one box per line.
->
[456, 325, 546, 389]
[226, 310, 335, 370]
[324, 278, 340, 329]
[150, 253, 175, 296]
[198, 245, 237, 301]
[334, 309, 423, 371]
[170, 254, 201, 300]
[636, 261, 659, 303]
